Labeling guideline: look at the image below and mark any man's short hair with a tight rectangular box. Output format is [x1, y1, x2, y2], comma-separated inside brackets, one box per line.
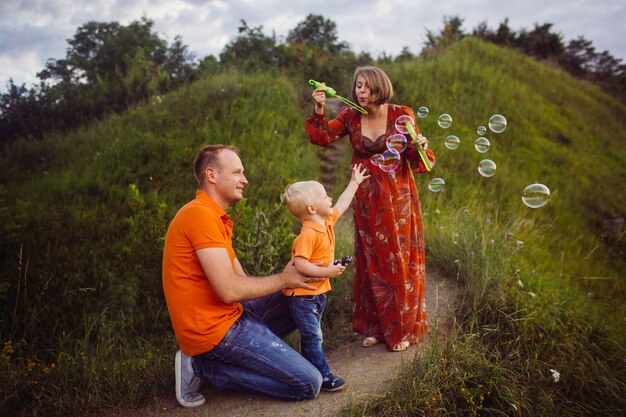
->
[283, 181, 325, 218]
[193, 144, 239, 186]
[351, 66, 394, 106]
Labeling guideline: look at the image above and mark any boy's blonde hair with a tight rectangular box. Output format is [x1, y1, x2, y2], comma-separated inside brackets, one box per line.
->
[283, 181, 325, 218]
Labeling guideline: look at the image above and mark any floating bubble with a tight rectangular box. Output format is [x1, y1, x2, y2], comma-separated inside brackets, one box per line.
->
[438, 113, 452, 128]
[488, 114, 507, 133]
[417, 106, 429, 118]
[522, 183, 551, 208]
[371, 153, 384, 166]
[428, 177, 445, 192]
[444, 135, 460, 150]
[478, 159, 496, 177]
[477, 125, 487, 135]
[386, 134, 407, 152]
[474, 137, 490, 153]
[394, 115, 415, 134]
[379, 148, 401, 172]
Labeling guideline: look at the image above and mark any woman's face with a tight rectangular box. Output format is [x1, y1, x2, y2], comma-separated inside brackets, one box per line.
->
[355, 74, 372, 107]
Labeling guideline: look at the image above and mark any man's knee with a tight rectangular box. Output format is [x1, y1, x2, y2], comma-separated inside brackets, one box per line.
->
[301, 371, 323, 400]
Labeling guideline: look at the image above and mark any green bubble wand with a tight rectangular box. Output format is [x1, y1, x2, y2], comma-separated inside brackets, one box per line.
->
[309, 79, 368, 115]
[404, 122, 433, 172]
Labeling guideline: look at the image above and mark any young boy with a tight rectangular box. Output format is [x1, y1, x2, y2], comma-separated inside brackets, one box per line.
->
[282, 164, 369, 392]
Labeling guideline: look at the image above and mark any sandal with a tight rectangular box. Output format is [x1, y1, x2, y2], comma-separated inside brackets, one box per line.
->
[392, 341, 410, 352]
[362, 336, 379, 347]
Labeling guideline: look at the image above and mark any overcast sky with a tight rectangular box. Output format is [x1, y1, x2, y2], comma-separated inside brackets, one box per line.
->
[1, 0, 624, 90]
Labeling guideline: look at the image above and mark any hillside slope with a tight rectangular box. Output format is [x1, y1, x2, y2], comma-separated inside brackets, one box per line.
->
[1, 37, 624, 416]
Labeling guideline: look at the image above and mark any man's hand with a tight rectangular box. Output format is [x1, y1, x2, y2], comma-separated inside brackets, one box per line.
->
[280, 259, 321, 291]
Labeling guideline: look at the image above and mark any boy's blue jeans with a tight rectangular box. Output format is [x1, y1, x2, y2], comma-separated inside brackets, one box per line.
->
[192, 291, 322, 401]
[287, 293, 331, 378]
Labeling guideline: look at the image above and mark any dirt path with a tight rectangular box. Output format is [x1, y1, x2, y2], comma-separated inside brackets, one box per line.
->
[101, 270, 460, 417]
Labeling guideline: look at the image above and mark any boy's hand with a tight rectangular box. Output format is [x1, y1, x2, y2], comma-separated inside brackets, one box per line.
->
[351, 163, 370, 185]
[326, 264, 346, 278]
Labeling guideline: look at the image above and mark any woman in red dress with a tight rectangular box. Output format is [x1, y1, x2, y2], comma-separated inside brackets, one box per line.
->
[304, 66, 435, 352]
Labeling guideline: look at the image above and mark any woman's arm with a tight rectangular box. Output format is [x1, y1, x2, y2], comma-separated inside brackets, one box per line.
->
[304, 107, 352, 147]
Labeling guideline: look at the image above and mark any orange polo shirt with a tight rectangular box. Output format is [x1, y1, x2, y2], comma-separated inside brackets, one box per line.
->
[284, 208, 338, 296]
[162, 190, 243, 356]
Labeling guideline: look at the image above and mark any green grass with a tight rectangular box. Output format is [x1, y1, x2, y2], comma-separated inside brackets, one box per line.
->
[1, 38, 625, 416]
[342, 38, 626, 416]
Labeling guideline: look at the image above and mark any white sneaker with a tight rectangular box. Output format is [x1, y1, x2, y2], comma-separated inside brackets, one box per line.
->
[175, 350, 206, 407]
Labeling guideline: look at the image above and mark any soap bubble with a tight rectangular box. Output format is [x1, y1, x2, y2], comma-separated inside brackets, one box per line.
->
[386, 134, 407, 152]
[444, 135, 460, 150]
[395, 115, 415, 134]
[522, 183, 551, 208]
[488, 114, 507, 133]
[478, 159, 496, 177]
[371, 153, 384, 166]
[417, 106, 429, 118]
[428, 178, 445, 192]
[438, 113, 452, 128]
[477, 125, 487, 135]
[474, 137, 490, 153]
[379, 149, 401, 172]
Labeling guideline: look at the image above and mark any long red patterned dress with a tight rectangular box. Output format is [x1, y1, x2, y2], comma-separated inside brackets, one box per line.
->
[305, 104, 435, 351]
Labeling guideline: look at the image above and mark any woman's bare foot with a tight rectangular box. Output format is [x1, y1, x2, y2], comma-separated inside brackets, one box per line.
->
[362, 336, 379, 347]
[391, 341, 410, 351]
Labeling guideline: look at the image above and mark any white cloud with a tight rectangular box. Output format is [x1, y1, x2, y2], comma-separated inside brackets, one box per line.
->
[1, 0, 625, 89]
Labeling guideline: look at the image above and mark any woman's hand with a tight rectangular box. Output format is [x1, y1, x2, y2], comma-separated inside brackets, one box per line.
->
[415, 133, 429, 151]
[312, 87, 326, 114]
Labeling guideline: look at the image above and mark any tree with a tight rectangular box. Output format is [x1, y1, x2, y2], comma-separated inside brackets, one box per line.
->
[395, 47, 414, 61]
[286, 14, 348, 54]
[284, 14, 354, 83]
[161, 35, 198, 88]
[515, 23, 564, 61]
[473, 18, 517, 47]
[1, 16, 199, 142]
[219, 20, 281, 70]
[559, 36, 595, 77]
[423, 16, 466, 52]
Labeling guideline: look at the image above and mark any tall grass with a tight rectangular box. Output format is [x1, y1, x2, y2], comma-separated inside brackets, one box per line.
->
[342, 38, 625, 416]
[0, 71, 319, 415]
[1, 39, 624, 415]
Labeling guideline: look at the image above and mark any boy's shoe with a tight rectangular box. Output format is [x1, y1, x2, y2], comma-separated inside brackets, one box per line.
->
[175, 350, 206, 407]
[321, 374, 346, 392]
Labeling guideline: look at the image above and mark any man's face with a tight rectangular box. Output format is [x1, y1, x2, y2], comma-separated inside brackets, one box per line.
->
[213, 149, 248, 204]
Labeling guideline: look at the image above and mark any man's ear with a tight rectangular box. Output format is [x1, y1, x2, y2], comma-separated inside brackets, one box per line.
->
[205, 167, 217, 184]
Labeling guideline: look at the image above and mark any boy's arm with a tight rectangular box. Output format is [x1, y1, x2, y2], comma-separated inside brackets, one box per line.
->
[334, 164, 370, 217]
[294, 256, 345, 278]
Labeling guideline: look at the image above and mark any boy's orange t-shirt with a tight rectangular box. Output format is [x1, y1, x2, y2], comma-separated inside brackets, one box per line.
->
[162, 190, 243, 356]
[284, 208, 338, 296]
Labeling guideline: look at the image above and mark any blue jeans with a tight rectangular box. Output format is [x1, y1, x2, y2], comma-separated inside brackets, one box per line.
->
[287, 293, 331, 378]
[192, 291, 322, 400]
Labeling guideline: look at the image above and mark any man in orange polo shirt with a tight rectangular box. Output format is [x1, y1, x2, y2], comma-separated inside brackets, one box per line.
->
[163, 144, 323, 407]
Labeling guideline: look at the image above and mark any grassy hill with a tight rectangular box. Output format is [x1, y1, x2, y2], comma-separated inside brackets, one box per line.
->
[1, 37, 624, 416]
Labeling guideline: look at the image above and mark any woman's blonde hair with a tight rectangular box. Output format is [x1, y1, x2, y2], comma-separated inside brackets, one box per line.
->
[283, 181, 325, 217]
[351, 66, 394, 105]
